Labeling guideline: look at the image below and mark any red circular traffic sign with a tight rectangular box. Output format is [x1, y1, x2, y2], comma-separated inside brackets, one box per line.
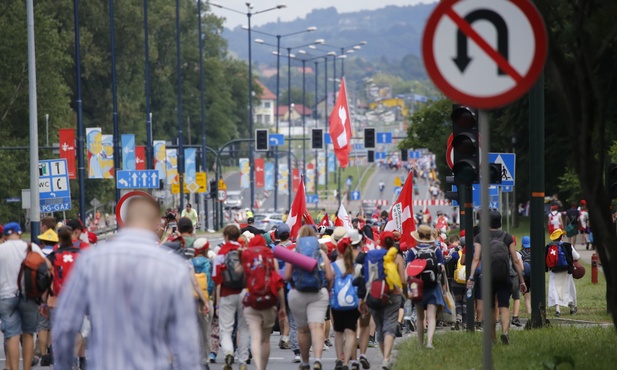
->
[423, 0, 547, 109]
[116, 190, 157, 228]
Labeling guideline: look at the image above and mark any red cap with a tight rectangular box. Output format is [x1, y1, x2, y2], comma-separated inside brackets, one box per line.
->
[248, 234, 266, 248]
[380, 231, 395, 246]
[399, 241, 409, 252]
[460, 229, 466, 237]
[87, 232, 98, 245]
[580, 200, 586, 205]
[551, 205, 558, 210]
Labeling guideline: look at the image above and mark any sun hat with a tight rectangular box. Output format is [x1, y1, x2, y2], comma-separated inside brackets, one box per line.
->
[38, 229, 59, 243]
[410, 224, 435, 244]
[332, 227, 347, 243]
[550, 229, 566, 241]
[347, 229, 362, 245]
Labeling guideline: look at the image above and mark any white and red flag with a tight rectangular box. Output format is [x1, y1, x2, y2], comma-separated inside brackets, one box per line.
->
[286, 180, 310, 238]
[328, 77, 352, 168]
[319, 213, 331, 227]
[335, 203, 353, 232]
[384, 175, 417, 248]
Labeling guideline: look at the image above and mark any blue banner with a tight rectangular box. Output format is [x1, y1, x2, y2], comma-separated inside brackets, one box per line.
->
[121, 134, 136, 170]
[185, 148, 196, 185]
[328, 151, 336, 173]
[265, 162, 274, 191]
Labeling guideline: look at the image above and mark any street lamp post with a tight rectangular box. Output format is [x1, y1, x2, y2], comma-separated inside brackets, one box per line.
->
[109, 0, 121, 203]
[287, 48, 292, 208]
[197, 0, 208, 229]
[175, 0, 185, 210]
[73, 0, 86, 222]
[144, 0, 153, 170]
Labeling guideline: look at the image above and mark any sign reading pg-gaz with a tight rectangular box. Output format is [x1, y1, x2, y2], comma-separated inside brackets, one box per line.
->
[39, 159, 72, 212]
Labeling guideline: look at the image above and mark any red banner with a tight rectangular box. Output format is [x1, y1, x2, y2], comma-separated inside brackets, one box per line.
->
[292, 168, 300, 192]
[59, 128, 76, 179]
[255, 158, 265, 188]
[135, 146, 146, 170]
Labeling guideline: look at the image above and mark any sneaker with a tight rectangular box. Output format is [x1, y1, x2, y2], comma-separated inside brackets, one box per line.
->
[322, 343, 329, 351]
[511, 317, 522, 327]
[279, 338, 291, 349]
[359, 355, 371, 369]
[475, 322, 483, 332]
[335, 360, 344, 370]
[293, 354, 302, 363]
[324, 339, 333, 347]
[223, 354, 234, 370]
[239, 364, 248, 370]
[426, 343, 434, 349]
[342, 366, 349, 370]
[367, 340, 377, 348]
[351, 361, 361, 370]
[299, 365, 311, 370]
[209, 353, 216, 363]
[453, 320, 461, 331]
[570, 306, 578, 315]
[555, 311, 561, 317]
[381, 360, 391, 370]
[40, 354, 51, 367]
[314, 360, 323, 370]
[32, 355, 40, 366]
[500, 333, 510, 345]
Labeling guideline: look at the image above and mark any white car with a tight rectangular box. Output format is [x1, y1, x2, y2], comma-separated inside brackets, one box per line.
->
[253, 213, 284, 231]
[224, 191, 243, 209]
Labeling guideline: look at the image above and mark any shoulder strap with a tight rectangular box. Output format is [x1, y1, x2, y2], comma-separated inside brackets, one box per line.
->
[332, 262, 342, 276]
[500, 232, 508, 243]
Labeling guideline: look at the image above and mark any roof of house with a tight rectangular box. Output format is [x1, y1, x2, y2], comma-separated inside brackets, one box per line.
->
[276, 104, 312, 116]
[256, 80, 276, 100]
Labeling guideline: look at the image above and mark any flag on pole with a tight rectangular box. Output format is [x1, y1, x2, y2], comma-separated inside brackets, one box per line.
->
[286, 180, 309, 239]
[335, 204, 353, 232]
[328, 77, 352, 168]
[384, 174, 417, 248]
[319, 213, 331, 227]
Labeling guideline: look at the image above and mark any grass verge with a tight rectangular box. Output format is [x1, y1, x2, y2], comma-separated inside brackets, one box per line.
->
[394, 326, 616, 370]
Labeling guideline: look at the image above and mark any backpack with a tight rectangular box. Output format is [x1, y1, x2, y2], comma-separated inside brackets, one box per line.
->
[330, 262, 359, 311]
[293, 237, 325, 292]
[411, 246, 439, 287]
[435, 217, 447, 231]
[222, 249, 245, 290]
[548, 212, 562, 233]
[520, 248, 531, 264]
[18, 243, 52, 303]
[489, 232, 510, 283]
[52, 247, 81, 296]
[363, 249, 390, 309]
[546, 242, 568, 271]
[194, 273, 209, 301]
[453, 252, 467, 284]
[193, 256, 215, 297]
[241, 246, 282, 310]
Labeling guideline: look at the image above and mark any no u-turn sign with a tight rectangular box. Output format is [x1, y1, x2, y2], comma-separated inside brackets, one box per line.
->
[422, 0, 547, 109]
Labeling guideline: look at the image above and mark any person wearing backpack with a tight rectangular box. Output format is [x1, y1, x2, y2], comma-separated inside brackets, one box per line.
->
[212, 224, 249, 370]
[564, 202, 580, 245]
[284, 226, 333, 370]
[545, 229, 579, 316]
[364, 231, 405, 370]
[466, 211, 526, 345]
[241, 235, 286, 370]
[547, 205, 563, 237]
[519, 236, 532, 316]
[406, 225, 446, 349]
[0, 222, 50, 370]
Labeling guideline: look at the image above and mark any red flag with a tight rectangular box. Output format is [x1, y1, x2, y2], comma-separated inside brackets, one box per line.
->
[292, 168, 300, 192]
[135, 146, 146, 170]
[328, 77, 352, 168]
[255, 158, 265, 188]
[59, 129, 76, 179]
[286, 180, 309, 238]
[303, 209, 315, 225]
[319, 213, 330, 227]
[384, 174, 417, 248]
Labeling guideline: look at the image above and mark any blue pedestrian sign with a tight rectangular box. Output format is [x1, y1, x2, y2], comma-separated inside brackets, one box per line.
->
[353, 143, 364, 150]
[409, 151, 421, 159]
[117, 170, 159, 189]
[375, 152, 387, 160]
[351, 191, 361, 201]
[269, 134, 285, 147]
[39, 159, 72, 212]
[306, 193, 319, 204]
[489, 153, 516, 186]
[376, 132, 392, 144]
[324, 133, 332, 145]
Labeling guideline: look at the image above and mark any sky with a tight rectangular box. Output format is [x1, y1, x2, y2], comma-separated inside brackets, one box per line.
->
[209, 0, 437, 28]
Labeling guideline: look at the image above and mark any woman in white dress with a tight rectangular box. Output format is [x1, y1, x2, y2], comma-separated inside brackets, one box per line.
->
[546, 229, 578, 316]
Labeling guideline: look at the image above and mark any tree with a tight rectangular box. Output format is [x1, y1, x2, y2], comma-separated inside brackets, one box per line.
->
[279, 88, 315, 109]
[535, 0, 617, 327]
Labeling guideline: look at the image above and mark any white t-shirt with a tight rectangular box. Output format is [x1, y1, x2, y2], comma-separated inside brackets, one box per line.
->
[334, 258, 362, 278]
[579, 210, 589, 229]
[0, 240, 45, 298]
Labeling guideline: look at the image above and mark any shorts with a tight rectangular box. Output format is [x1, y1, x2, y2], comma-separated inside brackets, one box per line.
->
[0, 296, 39, 339]
[288, 288, 329, 328]
[244, 306, 277, 331]
[370, 294, 402, 343]
[511, 276, 520, 300]
[493, 278, 513, 308]
[331, 308, 361, 333]
[37, 310, 51, 331]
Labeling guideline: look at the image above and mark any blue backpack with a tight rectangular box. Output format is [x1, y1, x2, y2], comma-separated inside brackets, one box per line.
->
[331, 263, 359, 310]
[363, 249, 390, 309]
[192, 256, 214, 296]
[293, 237, 324, 292]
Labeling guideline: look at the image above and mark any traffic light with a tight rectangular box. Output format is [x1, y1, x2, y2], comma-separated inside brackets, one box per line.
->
[209, 180, 218, 198]
[364, 127, 376, 149]
[451, 105, 479, 185]
[608, 163, 617, 199]
[311, 128, 323, 149]
[255, 129, 269, 151]
[444, 175, 458, 201]
[367, 150, 374, 163]
[490, 163, 502, 184]
[401, 149, 408, 162]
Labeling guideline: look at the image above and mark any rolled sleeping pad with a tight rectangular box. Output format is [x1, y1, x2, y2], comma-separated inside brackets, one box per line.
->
[273, 245, 317, 272]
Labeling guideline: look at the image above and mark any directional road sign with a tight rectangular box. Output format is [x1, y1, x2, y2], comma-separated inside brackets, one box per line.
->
[39, 159, 71, 212]
[451, 184, 499, 208]
[269, 134, 285, 147]
[351, 191, 361, 201]
[306, 193, 319, 204]
[376, 132, 392, 144]
[423, 0, 547, 109]
[324, 133, 332, 145]
[375, 152, 387, 160]
[394, 186, 402, 196]
[409, 151, 421, 159]
[117, 170, 159, 189]
[489, 153, 515, 186]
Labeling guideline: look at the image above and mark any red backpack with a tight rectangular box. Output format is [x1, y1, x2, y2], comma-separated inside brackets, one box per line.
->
[52, 247, 81, 296]
[241, 246, 283, 310]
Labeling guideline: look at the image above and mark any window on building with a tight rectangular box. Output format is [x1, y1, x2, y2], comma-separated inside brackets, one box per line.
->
[264, 101, 272, 109]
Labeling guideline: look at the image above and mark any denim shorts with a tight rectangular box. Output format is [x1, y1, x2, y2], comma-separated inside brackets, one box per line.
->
[0, 296, 40, 339]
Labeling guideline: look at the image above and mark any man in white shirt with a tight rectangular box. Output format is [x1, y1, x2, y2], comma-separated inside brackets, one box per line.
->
[0, 222, 47, 370]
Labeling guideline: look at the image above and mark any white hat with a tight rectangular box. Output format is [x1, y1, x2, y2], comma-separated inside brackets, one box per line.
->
[348, 229, 362, 246]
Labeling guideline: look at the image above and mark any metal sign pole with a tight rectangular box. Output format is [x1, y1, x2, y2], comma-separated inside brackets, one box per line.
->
[26, 0, 40, 240]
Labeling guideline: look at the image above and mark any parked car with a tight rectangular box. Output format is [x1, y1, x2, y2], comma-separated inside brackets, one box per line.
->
[253, 213, 284, 231]
[224, 190, 243, 209]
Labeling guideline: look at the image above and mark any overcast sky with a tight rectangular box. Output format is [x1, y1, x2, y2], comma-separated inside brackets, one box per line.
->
[210, 0, 437, 28]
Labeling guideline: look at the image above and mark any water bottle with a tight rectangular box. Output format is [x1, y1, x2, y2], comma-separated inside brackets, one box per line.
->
[466, 281, 474, 299]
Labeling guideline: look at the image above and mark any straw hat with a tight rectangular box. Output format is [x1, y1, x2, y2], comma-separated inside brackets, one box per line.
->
[550, 229, 565, 241]
[411, 225, 435, 244]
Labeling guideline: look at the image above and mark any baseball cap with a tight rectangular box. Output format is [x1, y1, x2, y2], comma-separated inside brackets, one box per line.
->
[521, 236, 530, 248]
[247, 217, 255, 223]
[193, 238, 210, 253]
[66, 219, 83, 232]
[276, 223, 290, 237]
[3, 222, 22, 236]
[88, 231, 98, 245]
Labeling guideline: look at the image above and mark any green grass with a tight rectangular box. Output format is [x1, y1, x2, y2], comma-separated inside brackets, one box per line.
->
[393, 326, 616, 370]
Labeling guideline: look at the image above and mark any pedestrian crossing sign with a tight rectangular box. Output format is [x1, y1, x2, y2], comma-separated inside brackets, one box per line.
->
[489, 153, 515, 186]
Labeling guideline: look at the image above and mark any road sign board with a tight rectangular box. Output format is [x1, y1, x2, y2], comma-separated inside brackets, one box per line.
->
[375, 152, 387, 160]
[502, 185, 513, 193]
[422, 0, 547, 109]
[269, 134, 285, 147]
[217, 190, 227, 202]
[39, 159, 71, 212]
[376, 132, 392, 144]
[409, 151, 421, 159]
[451, 184, 499, 208]
[489, 153, 515, 186]
[218, 178, 227, 190]
[351, 191, 361, 201]
[117, 170, 159, 189]
[195, 172, 207, 193]
[306, 193, 319, 204]
[394, 186, 402, 196]
[324, 133, 332, 145]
